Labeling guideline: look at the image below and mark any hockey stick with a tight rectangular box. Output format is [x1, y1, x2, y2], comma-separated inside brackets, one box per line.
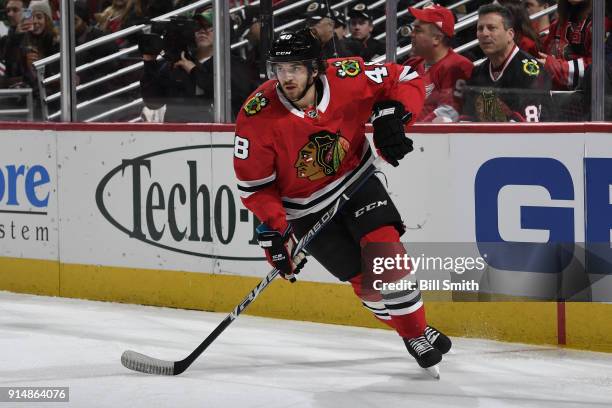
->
[121, 157, 382, 376]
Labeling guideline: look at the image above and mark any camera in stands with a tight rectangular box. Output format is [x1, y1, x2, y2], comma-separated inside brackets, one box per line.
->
[138, 16, 199, 63]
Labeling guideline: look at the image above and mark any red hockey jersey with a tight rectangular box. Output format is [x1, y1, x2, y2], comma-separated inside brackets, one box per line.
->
[517, 35, 539, 58]
[404, 50, 473, 122]
[234, 57, 425, 232]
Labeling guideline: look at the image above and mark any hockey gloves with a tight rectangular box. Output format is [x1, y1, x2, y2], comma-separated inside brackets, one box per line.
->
[256, 224, 307, 283]
[371, 100, 414, 167]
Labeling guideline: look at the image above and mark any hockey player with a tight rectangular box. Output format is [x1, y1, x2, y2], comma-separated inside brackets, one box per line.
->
[233, 28, 451, 376]
[404, 4, 473, 122]
[461, 4, 552, 122]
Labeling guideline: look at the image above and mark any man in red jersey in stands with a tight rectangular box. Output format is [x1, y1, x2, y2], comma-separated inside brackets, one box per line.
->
[404, 4, 474, 122]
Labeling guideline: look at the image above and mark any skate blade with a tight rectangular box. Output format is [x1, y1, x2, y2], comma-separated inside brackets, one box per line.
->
[424, 365, 440, 379]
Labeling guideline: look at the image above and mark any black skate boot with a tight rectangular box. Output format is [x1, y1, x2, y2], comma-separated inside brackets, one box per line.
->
[404, 335, 442, 378]
[424, 325, 452, 354]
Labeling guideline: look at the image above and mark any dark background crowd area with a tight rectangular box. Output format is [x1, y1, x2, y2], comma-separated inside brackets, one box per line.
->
[0, 0, 610, 122]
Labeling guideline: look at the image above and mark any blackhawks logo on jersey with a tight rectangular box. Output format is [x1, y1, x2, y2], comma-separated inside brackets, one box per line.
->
[294, 130, 350, 181]
[334, 59, 361, 78]
[244, 91, 269, 116]
[522, 59, 540, 76]
[475, 89, 514, 122]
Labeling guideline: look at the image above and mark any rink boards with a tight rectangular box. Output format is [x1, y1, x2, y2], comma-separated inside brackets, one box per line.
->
[0, 122, 611, 352]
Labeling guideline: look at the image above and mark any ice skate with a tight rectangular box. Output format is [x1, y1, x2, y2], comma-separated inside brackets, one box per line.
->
[424, 325, 452, 354]
[404, 335, 442, 379]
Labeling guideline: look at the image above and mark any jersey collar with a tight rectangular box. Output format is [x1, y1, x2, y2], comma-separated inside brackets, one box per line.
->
[276, 75, 330, 118]
[488, 45, 519, 82]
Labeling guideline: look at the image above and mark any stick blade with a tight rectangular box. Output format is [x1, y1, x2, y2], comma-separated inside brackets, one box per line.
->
[121, 350, 176, 376]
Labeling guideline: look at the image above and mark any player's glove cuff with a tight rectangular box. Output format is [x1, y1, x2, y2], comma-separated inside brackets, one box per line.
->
[257, 224, 307, 282]
[371, 100, 414, 167]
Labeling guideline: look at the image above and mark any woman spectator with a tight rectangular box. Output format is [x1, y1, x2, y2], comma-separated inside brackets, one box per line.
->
[4, 0, 58, 83]
[2, 0, 58, 117]
[524, 0, 556, 36]
[498, 0, 541, 57]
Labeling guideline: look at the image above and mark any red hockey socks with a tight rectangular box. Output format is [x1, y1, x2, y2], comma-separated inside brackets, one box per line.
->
[349, 225, 427, 339]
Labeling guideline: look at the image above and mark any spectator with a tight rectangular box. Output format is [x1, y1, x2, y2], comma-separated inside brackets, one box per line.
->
[523, 0, 556, 35]
[537, 0, 601, 90]
[1, 0, 57, 118]
[397, 24, 413, 48]
[345, 3, 385, 61]
[1, 0, 30, 76]
[140, 7, 257, 122]
[405, 5, 473, 122]
[461, 4, 552, 122]
[95, 0, 132, 43]
[332, 9, 347, 39]
[75, 1, 118, 61]
[3, 0, 58, 87]
[240, 6, 266, 82]
[305, 1, 350, 59]
[123, 0, 173, 29]
[579, 2, 612, 120]
[74, 1, 119, 93]
[498, 0, 542, 57]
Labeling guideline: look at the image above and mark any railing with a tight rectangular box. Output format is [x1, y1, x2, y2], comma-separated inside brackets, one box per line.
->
[0, 89, 34, 121]
[29, 0, 559, 122]
[33, 0, 368, 122]
[32, 0, 219, 121]
[34, 0, 370, 121]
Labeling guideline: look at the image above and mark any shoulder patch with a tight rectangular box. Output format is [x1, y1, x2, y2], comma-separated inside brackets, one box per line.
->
[522, 59, 540, 76]
[244, 91, 269, 116]
[333, 59, 362, 78]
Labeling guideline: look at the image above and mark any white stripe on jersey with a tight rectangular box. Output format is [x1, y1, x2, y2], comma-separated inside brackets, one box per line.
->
[237, 172, 277, 198]
[239, 190, 255, 199]
[399, 65, 419, 82]
[568, 60, 575, 89]
[577, 58, 585, 84]
[277, 75, 331, 119]
[318, 75, 331, 112]
[237, 172, 277, 188]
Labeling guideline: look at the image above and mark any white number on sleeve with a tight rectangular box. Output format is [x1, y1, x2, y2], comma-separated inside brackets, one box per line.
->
[234, 135, 250, 159]
[365, 67, 389, 84]
[524, 105, 540, 122]
[453, 79, 467, 98]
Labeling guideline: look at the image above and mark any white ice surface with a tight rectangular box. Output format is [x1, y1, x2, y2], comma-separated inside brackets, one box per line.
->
[1, 291, 611, 408]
